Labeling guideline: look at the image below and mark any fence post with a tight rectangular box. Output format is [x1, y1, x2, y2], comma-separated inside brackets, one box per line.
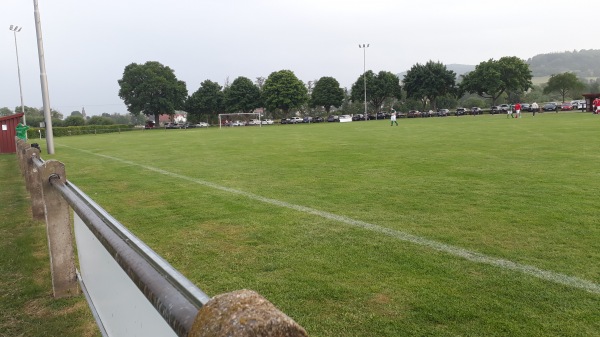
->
[39, 159, 80, 298]
[17, 139, 29, 176]
[188, 289, 308, 337]
[19, 142, 31, 185]
[26, 148, 45, 220]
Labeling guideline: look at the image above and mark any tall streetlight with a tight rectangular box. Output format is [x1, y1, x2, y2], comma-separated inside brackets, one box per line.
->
[33, 0, 55, 154]
[9, 25, 26, 126]
[359, 44, 369, 120]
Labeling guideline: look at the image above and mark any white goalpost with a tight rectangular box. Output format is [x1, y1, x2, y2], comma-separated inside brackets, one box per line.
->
[218, 112, 262, 129]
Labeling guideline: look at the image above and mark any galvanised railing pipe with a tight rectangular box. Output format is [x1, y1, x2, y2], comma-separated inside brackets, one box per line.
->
[35, 157, 210, 337]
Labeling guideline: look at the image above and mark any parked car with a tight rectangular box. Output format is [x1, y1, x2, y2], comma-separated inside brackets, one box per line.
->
[339, 115, 352, 122]
[144, 121, 156, 129]
[247, 119, 261, 125]
[289, 117, 303, 124]
[280, 118, 289, 124]
[261, 119, 274, 125]
[164, 122, 179, 129]
[302, 116, 313, 123]
[560, 102, 573, 111]
[542, 102, 558, 111]
[455, 107, 466, 116]
[312, 116, 324, 123]
[499, 104, 510, 113]
[327, 115, 339, 122]
[195, 122, 209, 128]
[471, 107, 482, 115]
[520, 103, 531, 112]
[490, 106, 499, 114]
[407, 110, 421, 118]
[437, 109, 449, 117]
[352, 114, 363, 121]
[571, 100, 587, 110]
[231, 120, 245, 126]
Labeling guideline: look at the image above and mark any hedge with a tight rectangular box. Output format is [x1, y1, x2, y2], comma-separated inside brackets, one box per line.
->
[27, 124, 135, 139]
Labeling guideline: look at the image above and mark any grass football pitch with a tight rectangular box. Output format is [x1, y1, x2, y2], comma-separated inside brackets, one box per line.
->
[46, 113, 599, 336]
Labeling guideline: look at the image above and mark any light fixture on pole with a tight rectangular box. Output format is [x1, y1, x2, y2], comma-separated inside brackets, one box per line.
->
[9, 25, 26, 126]
[358, 43, 369, 120]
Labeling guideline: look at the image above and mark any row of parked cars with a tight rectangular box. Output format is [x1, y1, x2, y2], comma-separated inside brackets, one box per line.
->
[490, 101, 586, 113]
[164, 122, 210, 129]
[282, 113, 398, 123]
[223, 119, 275, 126]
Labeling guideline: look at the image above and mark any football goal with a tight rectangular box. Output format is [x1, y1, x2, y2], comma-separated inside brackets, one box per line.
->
[218, 112, 262, 128]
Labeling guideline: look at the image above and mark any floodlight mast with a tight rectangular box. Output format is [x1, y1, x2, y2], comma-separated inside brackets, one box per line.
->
[359, 43, 370, 120]
[33, 0, 55, 154]
[9, 25, 26, 126]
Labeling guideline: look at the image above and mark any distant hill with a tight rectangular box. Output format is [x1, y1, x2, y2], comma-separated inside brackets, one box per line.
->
[526, 49, 600, 77]
[398, 49, 600, 80]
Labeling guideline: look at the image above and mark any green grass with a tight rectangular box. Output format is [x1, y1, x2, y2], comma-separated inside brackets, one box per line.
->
[0, 156, 99, 337]
[43, 113, 599, 336]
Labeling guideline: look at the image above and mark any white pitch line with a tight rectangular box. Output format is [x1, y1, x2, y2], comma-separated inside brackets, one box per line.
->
[64, 146, 600, 295]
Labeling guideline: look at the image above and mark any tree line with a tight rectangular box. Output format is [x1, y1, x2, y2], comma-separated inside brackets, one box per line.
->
[0, 106, 147, 127]
[3, 55, 594, 126]
[117, 57, 541, 122]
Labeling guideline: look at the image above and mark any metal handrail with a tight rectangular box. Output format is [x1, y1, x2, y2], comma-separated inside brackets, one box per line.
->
[31, 155, 209, 337]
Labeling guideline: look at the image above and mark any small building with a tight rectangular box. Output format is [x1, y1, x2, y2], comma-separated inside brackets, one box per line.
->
[0, 113, 24, 154]
[581, 93, 600, 112]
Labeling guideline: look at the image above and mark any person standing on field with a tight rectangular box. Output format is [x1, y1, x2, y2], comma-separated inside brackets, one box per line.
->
[531, 102, 538, 116]
[514, 102, 521, 118]
[390, 111, 398, 126]
[593, 98, 600, 114]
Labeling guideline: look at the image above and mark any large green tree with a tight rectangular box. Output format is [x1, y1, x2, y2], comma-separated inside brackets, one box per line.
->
[461, 56, 532, 105]
[262, 70, 308, 117]
[403, 61, 457, 110]
[185, 80, 225, 121]
[224, 77, 261, 113]
[351, 70, 402, 113]
[63, 116, 85, 126]
[311, 76, 344, 113]
[543, 72, 586, 103]
[118, 61, 188, 123]
[0, 107, 13, 116]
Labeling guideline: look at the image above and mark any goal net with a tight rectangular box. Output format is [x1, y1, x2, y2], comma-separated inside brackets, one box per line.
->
[218, 112, 262, 128]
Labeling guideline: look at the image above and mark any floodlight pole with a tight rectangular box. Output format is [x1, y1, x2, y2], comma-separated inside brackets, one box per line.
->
[10, 25, 26, 126]
[33, 0, 55, 154]
[359, 44, 370, 120]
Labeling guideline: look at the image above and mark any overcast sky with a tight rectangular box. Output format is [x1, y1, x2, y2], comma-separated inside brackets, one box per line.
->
[1, 0, 598, 117]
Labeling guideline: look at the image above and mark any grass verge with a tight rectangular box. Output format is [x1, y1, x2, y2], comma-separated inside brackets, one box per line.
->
[0, 155, 99, 337]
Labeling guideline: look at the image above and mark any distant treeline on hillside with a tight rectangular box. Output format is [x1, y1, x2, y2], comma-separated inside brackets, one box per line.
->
[399, 50, 600, 80]
[526, 49, 600, 77]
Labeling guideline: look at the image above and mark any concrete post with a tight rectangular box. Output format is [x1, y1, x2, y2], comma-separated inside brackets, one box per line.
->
[188, 289, 308, 337]
[25, 148, 45, 220]
[17, 139, 29, 176]
[39, 159, 79, 298]
[19, 143, 31, 189]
